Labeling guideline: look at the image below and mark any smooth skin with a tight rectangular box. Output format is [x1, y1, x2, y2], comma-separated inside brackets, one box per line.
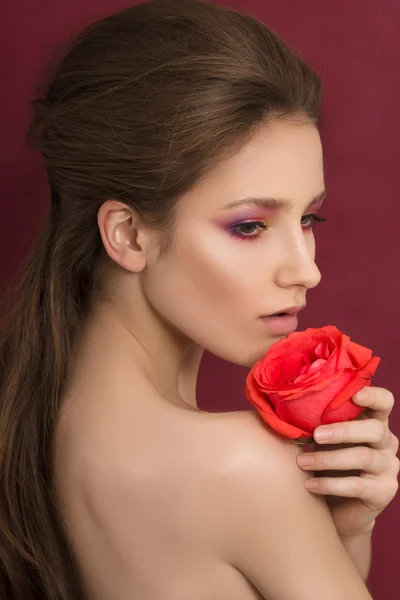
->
[52, 116, 394, 599]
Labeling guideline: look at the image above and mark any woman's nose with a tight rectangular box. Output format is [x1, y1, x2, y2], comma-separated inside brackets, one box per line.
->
[274, 240, 322, 290]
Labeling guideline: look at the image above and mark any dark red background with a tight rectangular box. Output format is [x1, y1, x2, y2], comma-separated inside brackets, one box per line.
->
[1, 1, 399, 596]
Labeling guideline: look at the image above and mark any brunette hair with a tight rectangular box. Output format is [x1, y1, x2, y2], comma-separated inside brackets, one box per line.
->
[0, 0, 323, 597]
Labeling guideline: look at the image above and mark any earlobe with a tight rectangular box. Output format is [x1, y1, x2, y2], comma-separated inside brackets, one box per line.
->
[97, 200, 148, 273]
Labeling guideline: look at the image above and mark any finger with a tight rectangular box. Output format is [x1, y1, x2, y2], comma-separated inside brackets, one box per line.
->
[314, 418, 390, 450]
[297, 446, 393, 475]
[393, 433, 400, 456]
[305, 475, 399, 506]
[353, 387, 394, 423]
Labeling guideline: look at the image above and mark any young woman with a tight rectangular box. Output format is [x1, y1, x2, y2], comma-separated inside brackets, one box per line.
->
[1, 1, 398, 599]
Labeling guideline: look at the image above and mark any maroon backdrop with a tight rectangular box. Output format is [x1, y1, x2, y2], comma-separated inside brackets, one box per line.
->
[1, 1, 399, 597]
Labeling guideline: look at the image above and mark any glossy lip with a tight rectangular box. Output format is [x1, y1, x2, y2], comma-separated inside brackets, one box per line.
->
[260, 313, 299, 335]
[260, 303, 306, 317]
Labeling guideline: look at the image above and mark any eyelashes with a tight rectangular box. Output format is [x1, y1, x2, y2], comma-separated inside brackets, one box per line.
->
[229, 220, 269, 240]
[229, 215, 328, 241]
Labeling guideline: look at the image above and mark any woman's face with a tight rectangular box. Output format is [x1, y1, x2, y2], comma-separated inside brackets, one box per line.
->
[142, 117, 325, 367]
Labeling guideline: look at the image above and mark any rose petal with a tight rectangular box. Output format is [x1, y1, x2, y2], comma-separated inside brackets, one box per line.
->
[322, 357, 381, 420]
[346, 340, 374, 367]
[266, 370, 339, 399]
[321, 398, 364, 424]
[281, 351, 308, 381]
[275, 381, 343, 431]
[255, 405, 312, 439]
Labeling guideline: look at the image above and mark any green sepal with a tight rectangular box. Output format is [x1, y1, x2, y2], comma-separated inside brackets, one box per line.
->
[291, 436, 314, 446]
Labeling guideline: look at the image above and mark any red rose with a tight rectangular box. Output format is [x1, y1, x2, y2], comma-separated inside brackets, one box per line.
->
[245, 325, 381, 443]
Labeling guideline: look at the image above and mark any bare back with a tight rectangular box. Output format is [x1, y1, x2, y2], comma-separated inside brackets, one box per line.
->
[52, 372, 269, 600]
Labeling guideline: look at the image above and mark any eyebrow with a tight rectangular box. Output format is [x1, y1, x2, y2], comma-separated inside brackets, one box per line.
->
[220, 189, 327, 212]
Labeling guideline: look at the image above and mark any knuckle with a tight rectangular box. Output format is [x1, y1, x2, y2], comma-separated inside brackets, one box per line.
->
[386, 391, 395, 411]
[354, 478, 365, 496]
[378, 388, 395, 410]
[392, 456, 400, 474]
[384, 453, 400, 475]
[375, 420, 386, 441]
[359, 446, 374, 469]
[388, 479, 399, 498]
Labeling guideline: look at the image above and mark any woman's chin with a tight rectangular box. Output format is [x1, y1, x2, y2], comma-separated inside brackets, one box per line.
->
[233, 347, 275, 369]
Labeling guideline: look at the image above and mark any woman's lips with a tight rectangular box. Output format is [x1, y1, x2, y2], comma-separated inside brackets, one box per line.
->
[260, 314, 299, 335]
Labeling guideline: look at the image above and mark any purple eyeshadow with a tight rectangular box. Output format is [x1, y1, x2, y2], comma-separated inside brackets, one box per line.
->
[220, 210, 272, 229]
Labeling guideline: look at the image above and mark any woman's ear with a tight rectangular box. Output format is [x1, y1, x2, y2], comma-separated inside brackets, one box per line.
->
[97, 200, 157, 273]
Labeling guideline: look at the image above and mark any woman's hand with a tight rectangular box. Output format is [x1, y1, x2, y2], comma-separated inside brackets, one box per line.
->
[296, 386, 400, 537]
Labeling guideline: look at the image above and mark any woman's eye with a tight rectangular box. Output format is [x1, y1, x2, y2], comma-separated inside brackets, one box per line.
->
[229, 214, 328, 241]
[229, 221, 268, 239]
[301, 214, 328, 228]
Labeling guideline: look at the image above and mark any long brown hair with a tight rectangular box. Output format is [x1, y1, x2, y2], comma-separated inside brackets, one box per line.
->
[0, 0, 323, 597]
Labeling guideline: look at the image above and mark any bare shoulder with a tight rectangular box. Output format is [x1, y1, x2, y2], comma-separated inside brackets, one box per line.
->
[203, 409, 302, 476]
[203, 409, 373, 600]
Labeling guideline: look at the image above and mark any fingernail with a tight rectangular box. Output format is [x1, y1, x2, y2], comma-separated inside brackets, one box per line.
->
[297, 454, 315, 467]
[305, 478, 319, 489]
[314, 428, 333, 441]
[355, 389, 368, 403]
